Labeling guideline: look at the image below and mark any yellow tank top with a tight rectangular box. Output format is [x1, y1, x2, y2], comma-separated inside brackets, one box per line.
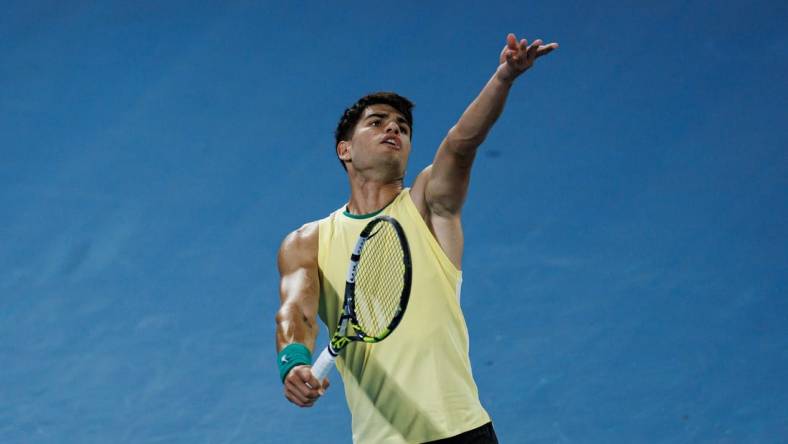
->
[317, 189, 490, 444]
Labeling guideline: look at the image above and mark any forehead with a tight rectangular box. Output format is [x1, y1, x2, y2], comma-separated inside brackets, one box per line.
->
[361, 104, 406, 120]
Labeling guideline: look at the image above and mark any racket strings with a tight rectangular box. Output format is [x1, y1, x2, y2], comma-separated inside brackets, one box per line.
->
[354, 223, 405, 338]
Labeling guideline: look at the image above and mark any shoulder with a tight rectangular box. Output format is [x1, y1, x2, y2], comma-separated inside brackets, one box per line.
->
[278, 221, 319, 271]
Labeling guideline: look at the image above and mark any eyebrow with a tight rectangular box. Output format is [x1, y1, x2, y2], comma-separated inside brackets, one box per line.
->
[365, 112, 410, 127]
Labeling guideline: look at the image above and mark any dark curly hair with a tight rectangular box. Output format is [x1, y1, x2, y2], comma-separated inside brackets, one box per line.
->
[334, 92, 414, 171]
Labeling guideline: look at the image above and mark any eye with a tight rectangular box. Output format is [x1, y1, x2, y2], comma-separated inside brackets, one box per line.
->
[370, 120, 381, 126]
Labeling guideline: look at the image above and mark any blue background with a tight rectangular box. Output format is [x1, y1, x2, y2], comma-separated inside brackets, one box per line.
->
[2, 1, 787, 442]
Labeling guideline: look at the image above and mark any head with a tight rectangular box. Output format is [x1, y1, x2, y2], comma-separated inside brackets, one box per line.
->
[334, 92, 414, 179]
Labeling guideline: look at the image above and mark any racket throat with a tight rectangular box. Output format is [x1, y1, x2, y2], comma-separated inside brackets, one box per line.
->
[328, 335, 350, 356]
[328, 316, 352, 356]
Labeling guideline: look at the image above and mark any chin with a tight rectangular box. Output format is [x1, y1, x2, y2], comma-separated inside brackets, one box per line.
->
[373, 163, 406, 182]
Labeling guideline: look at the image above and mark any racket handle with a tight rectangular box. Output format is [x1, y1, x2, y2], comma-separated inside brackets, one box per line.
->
[311, 346, 336, 381]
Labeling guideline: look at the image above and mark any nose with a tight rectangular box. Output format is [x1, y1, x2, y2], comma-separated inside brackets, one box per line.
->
[385, 120, 400, 134]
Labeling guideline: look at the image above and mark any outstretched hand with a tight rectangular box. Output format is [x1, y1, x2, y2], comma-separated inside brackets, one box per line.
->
[497, 33, 558, 82]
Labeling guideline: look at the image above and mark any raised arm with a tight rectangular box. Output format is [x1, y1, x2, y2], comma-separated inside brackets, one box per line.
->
[411, 33, 558, 267]
[275, 222, 329, 407]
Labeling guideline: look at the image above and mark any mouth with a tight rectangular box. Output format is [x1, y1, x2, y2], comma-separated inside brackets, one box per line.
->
[381, 137, 401, 149]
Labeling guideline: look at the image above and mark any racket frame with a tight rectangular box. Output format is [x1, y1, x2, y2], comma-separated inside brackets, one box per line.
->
[311, 216, 411, 381]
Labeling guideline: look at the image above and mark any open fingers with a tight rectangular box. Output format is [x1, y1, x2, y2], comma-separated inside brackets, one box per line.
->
[503, 33, 519, 62]
[536, 42, 559, 58]
[506, 33, 518, 50]
[526, 39, 543, 60]
[519, 38, 528, 54]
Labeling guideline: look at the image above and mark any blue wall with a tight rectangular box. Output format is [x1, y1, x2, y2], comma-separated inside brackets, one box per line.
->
[2, 1, 786, 442]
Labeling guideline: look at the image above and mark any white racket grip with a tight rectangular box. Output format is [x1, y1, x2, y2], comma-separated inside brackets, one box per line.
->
[311, 346, 336, 381]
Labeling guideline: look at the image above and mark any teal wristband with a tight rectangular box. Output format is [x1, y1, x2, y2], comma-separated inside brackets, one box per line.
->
[278, 343, 312, 383]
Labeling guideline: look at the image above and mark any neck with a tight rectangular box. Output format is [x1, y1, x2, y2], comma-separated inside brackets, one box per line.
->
[345, 174, 403, 215]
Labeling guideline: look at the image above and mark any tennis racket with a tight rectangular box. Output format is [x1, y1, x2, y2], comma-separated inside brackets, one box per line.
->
[311, 215, 412, 381]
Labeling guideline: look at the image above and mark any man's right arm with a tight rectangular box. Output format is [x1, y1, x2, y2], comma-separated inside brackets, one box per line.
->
[275, 221, 329, 407]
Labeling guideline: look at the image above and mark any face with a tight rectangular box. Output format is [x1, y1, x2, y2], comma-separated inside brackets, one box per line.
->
[338, 104, 412, 180]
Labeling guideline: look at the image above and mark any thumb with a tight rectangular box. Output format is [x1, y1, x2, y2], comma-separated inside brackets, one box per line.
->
[319, 377, 330, 395]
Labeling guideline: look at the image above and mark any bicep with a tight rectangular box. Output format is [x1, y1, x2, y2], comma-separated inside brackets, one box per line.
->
[278, 264, 319, 316]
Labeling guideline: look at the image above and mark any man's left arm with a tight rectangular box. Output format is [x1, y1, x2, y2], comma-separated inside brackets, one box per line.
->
[412, 33, 558, 266]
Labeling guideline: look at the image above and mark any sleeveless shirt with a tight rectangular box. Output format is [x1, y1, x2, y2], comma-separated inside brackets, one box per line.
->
[317, 189, 490, 443]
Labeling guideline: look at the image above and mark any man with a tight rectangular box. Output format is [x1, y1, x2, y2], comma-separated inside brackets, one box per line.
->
[276, 33, 558, 443]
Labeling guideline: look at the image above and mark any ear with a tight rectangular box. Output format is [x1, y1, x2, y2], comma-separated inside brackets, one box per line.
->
[337, 141, 351, 162]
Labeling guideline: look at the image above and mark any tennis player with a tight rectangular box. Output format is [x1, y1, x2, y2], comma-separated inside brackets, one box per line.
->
[276, 33, 558, 443]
